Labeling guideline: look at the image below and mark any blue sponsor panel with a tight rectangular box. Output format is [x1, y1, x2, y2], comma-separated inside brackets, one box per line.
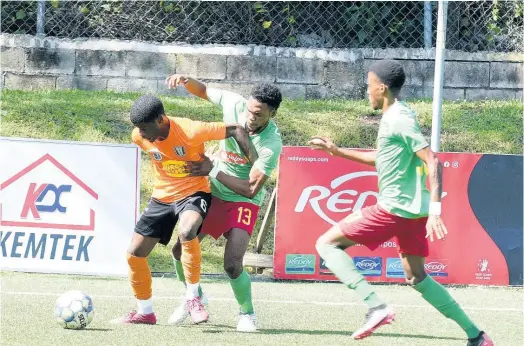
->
[285, 254, 316, 274]
[425, 260, 449, 277]
[386, 257, 405, 278]
[354, 256, 382, 276]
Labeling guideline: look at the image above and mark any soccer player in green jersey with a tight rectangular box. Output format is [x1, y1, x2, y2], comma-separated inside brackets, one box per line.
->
[308, 60, 493, 345]
[165, 74, 283, 332]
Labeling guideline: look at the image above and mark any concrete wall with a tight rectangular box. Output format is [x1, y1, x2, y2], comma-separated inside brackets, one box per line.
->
[1, 34, 522, 100]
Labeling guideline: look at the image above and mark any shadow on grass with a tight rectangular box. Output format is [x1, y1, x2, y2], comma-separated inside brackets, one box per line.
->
[79, 328, 113, 332]
[178, 323, 236, 333]
[259, 328, 463, 340]
[195, 324, 463, 341]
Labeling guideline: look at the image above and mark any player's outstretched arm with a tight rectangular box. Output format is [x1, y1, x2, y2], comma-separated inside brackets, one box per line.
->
[165, 74, 208, 100]
[187, 155, 269, 199]
[308, 136, 376, 166]
[188, 121, 257, 164]
[416, 147, 448, 242]
[225, 124, 258, 165]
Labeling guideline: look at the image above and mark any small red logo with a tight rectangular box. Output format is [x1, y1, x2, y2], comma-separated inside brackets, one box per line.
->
[1, 154, 98, 231]
[218, 150, 248, 165]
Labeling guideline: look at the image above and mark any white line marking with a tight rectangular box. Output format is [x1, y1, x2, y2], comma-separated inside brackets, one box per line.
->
[2, 291, 522, 312]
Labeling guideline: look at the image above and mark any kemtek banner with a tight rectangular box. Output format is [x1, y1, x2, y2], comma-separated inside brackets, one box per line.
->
[274, 146, 523, 286]
[0, 137, 140, 276]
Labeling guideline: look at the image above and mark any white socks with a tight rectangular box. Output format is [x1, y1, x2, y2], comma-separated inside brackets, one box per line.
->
[137, 298, 153, 314]
[186, 283, 199, 300]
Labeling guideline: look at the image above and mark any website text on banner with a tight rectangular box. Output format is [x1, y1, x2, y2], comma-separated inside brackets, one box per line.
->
[0, 137, 140, 277]
[274, 146, 523, 286]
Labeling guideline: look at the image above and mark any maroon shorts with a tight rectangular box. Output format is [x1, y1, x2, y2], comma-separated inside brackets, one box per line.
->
[200, 197, 260, 240]
[339, 204, 429, 257]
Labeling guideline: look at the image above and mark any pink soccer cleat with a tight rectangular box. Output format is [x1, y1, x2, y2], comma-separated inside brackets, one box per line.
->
[351, 304, 395, 340]
[467, 331, 494, 346]
[110, 310, 157, 325]
[186, 296, 209, 324]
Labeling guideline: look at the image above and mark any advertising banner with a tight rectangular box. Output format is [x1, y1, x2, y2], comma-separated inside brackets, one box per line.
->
[274, 146, 523, 286]
[0, 137, 140, 276]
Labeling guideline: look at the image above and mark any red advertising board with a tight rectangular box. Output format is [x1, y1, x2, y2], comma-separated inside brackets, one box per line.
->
[274, 146, 523, 286]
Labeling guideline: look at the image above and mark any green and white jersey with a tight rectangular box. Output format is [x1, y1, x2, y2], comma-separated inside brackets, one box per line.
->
[206, 88, 282, 206]
[376, 101, 430, 218]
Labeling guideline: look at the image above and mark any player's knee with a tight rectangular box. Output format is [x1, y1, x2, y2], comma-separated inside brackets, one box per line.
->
[315, 237, 339, 255]
[315, 226, 348, 250]
[178, 225, 197, 241]
[315, 240, 325, 255]
[315, 235, 329, 249]
[127, 246, 147, 258]
[224, 260, 242, 279]
[316, 230, 330, 244]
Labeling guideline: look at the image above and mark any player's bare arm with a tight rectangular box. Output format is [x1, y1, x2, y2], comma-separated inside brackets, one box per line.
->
[187, 154, 268, 199]
[225, 124, 258, 165]
[215, 166, 269, 199]
[308, 136, 376, 166]
[415, 146, 448, 242]
[165, 74, 208, 101]
[416, 147, 443, 203]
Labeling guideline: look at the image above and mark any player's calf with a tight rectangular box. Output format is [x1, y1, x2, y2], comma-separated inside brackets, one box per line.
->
[400, 251, 490, 343]
[111, 248, 158, 325]
[172, 238, 182, 261]
[404, 269, 427, 286]
[169, 236, 208, 325]
[399, 254, 427, 286]
[222, 228, 256, 331]
[178, 211, 209, 324]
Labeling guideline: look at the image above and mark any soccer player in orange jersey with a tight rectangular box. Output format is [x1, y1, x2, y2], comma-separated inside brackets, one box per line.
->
[111, 95, 257, 325]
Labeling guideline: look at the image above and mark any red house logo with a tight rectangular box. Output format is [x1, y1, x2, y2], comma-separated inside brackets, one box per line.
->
[0, 154, 98, 231]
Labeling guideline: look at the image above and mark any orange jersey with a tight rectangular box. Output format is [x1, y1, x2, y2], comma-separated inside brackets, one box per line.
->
[132, 117, 226, 203]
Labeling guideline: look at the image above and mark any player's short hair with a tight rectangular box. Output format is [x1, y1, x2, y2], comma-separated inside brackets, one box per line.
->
[130, 95, 165, 124]
[369, 60, 406, 94]
[250, 83, 283, 111]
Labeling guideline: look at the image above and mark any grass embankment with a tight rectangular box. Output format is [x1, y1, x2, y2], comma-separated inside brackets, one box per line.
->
[2, 89, 522, 272]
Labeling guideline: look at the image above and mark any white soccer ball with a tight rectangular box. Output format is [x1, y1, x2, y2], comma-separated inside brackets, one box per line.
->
[54, 290, 94, 330]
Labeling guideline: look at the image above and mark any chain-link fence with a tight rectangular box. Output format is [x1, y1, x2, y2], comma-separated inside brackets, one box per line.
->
[1, 1, 523, 52]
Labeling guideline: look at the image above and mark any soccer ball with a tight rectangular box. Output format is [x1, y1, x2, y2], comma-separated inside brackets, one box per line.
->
[54, 290, 94, 329]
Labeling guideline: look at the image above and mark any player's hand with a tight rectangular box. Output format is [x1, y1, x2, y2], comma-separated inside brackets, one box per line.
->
[425, 215, 448, 242]
[205, 144, 219, 163]
[165, 74, 189, 89]
[308, 136, 338, 155]
[185, 153, 213, 176]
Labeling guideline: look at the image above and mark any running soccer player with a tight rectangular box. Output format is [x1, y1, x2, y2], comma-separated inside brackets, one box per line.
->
[112, 94, 257, 325]
[308, 60, 493, 345]
[165, 75, 282, 332]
